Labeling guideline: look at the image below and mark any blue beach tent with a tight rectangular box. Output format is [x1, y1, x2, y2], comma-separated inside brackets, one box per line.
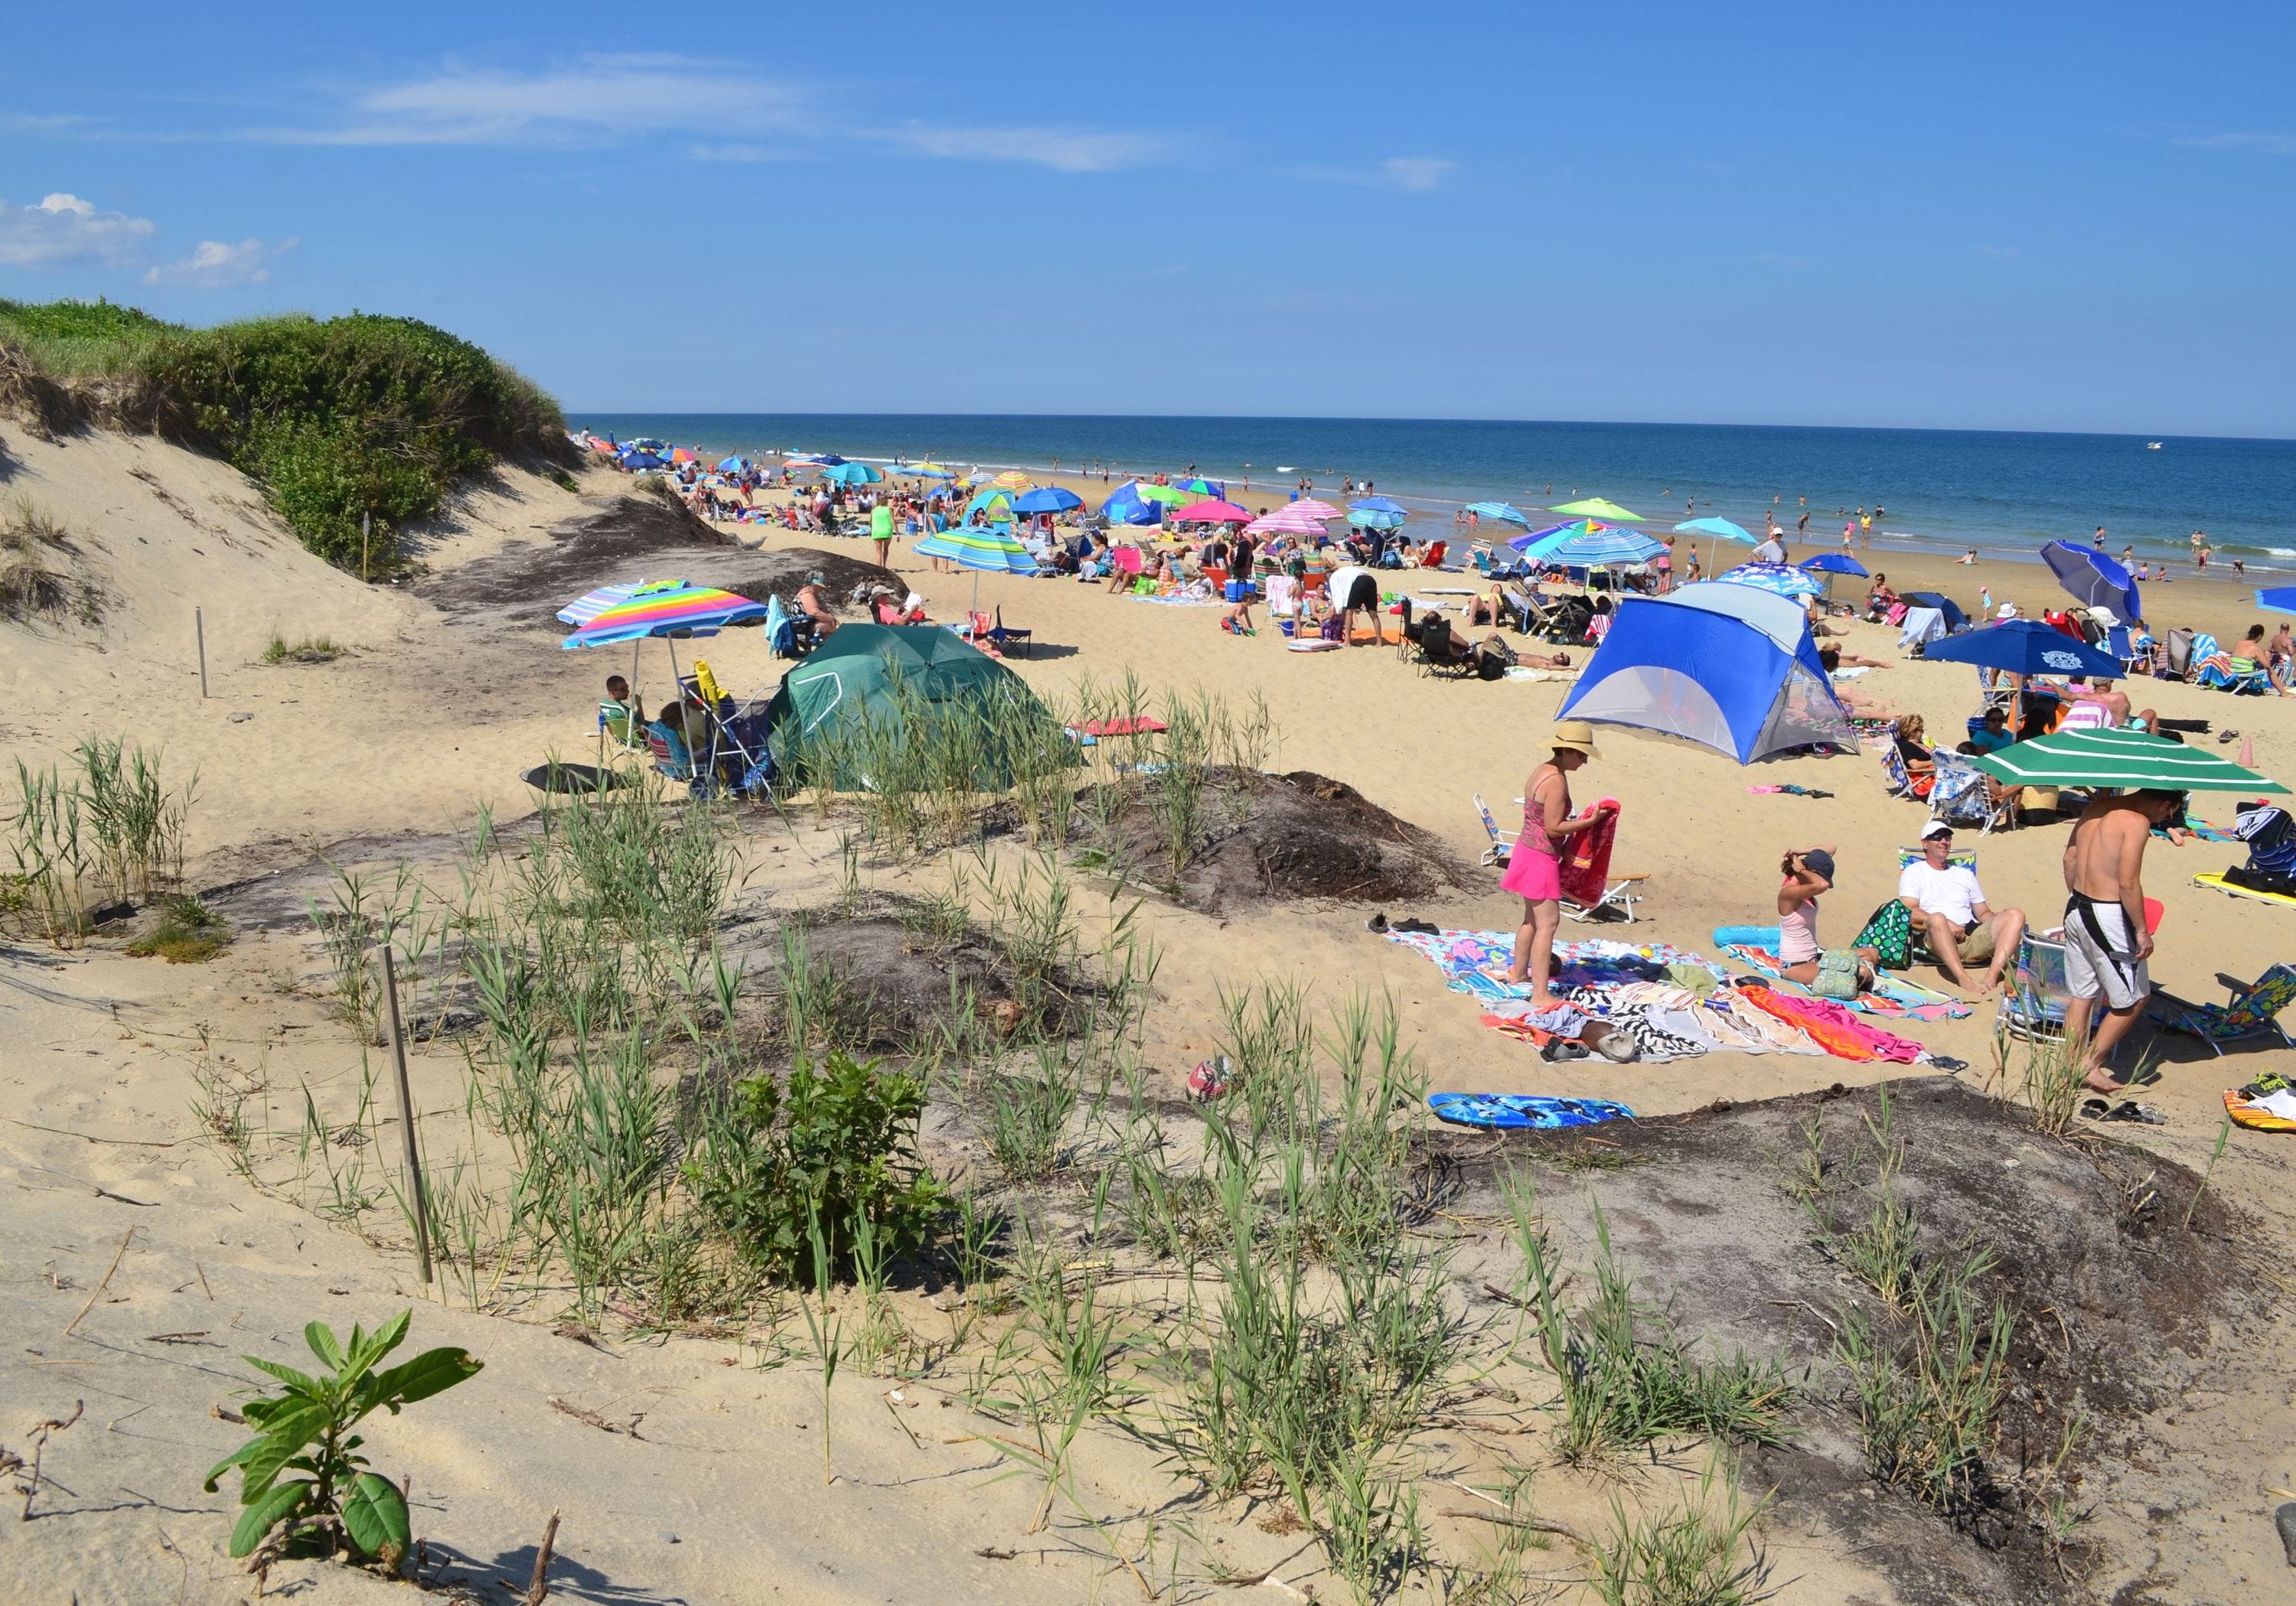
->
[1557, 581, 1857, 764]
[1101, 482, 1163, 525]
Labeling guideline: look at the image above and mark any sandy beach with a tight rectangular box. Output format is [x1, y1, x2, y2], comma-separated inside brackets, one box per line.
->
[5, 428, 2295, 1605]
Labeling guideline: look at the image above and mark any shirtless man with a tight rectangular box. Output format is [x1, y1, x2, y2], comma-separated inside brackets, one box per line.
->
[2060, 789, 2179, 1091]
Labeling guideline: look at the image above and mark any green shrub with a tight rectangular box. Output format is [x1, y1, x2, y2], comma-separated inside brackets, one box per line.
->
[204, 1311, 481, 1569]
[0, 300, 569, 571]
[685, 1051, 947, 1285]
[125, 893, 229, 962]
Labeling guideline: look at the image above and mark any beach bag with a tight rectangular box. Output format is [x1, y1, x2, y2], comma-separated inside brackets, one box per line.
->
[1855, 898, 1913, 970]
[1812, 949, 1864, 1000]
[1319, 614, 1345, 642]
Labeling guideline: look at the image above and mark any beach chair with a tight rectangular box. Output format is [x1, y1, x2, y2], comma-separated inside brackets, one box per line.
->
[1411, 613, 1476, 679]
[1474, 793, 1515, 868]
[1928, 751, 2014, 834]
[2165, 627, 2196, 680]
[643, 727, 694, 783]
[1998, 930, 2073, 1041]
[2149, 964, 2296, 1055]
[1880, 737, 1919, 800]
[988, 605, 1032, 657]
[1564, 873, 1648, 925]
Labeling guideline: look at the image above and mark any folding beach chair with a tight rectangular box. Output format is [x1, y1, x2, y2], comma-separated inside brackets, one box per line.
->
[1928, 751, 2014, 834]
[1880, 736, 1919, 800]
[1411, 612, 1477, 679]
[1474, 793, 1515, 867]
[1563, 873, 1648, 924]
[643, 727, 694, 783]
[1998, 930, 2074, 1042]
[2149, 964, 2296, 1055]
[987, 606, 1032, 658]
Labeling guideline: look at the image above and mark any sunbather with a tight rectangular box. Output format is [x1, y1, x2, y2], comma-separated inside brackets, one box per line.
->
[794, 573, 840, 640]
[1776, 845, 1879, 995]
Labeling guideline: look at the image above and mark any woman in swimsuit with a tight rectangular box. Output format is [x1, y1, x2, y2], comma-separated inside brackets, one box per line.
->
[1776, 846, 1878, 988]
[1502, 721, 1615, 1008]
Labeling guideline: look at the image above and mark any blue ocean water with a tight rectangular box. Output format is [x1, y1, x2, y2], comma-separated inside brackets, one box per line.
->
[572, 414, 2296, 571]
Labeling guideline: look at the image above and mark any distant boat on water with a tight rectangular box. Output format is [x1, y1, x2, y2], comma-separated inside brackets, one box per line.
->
[2147, 441, 2163, 449]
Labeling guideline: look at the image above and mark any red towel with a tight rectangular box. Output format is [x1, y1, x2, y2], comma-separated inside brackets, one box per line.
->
[1560, 796, 1620, 907]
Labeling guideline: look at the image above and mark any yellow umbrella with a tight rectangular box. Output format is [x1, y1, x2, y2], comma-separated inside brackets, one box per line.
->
[992, 471, 1032, 490]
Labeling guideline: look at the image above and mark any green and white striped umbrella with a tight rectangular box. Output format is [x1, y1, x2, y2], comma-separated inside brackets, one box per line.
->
[1973, 725, 2287, 793]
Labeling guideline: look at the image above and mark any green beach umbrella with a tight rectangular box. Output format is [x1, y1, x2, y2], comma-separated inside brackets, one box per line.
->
[1550, 497, 1645, 523]
[1973, 726, 2288, 793]
[1134, 484, 1189, 507]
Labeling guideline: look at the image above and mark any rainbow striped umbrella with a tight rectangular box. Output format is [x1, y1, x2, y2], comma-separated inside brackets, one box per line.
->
[556, 578, 686, 627]
[992, 471, 1032, 490]
[561, 584, 771, 650]
[915, 524, 1037, 575]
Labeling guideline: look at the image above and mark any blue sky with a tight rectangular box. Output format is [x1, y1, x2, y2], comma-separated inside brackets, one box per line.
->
[4, 2, 2292, 435]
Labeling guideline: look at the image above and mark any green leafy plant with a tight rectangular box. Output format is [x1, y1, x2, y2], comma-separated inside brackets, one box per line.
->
[204, 1311, 481, 1568]
[124, 893, 230, 962]
[685, 1051, 947, 1285]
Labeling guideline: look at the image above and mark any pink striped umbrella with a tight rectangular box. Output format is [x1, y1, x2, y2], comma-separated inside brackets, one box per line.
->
[1245, 503, 1335, 537]
[1172, 499, 1252, 524]
[1287, 497, 1342, 520]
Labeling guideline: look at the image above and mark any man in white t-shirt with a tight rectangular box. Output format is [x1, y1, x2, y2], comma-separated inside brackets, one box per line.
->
[1752, 533, 1786, 565]
[1897, 822, 2026, 995]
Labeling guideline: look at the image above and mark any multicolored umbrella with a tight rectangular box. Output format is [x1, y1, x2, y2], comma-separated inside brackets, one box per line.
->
[992, 471, 1032, 490]
[1178, 477, 1225, 498]
[561, 585, 771, 650]
[895, 462, 956, 480]
[1511, 519, 1611, 557]
[1134, 484, 1189, 507]
[556, 578, 685, 627]
[1173, 499, 1251, 523]
[1463, 501, 1533, 527]
[915, 524, 1038, 575]
[670, 447, 699, 464]
[1974, 725, 2286, 793]
[1717, 562, 1821, 599]
[1551, 497, 1645, 522]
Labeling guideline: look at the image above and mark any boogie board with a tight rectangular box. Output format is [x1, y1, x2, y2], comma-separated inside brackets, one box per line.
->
[2195, 871, 2296, 911]
[1428, 1093, 1634, 1131]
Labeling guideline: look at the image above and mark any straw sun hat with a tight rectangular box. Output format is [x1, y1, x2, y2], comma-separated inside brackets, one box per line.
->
[1551, 720, 1603, 758]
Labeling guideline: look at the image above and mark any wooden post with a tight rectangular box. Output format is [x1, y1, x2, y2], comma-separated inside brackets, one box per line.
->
[194, 608, 208, 699]
[377, 944, 432, 1285]
[361, 511, 371, 582]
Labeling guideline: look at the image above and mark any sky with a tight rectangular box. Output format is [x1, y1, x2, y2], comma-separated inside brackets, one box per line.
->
[3, 2, 2293, 437]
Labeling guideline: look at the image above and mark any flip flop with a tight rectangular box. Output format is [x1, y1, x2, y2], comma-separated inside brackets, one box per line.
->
[2079, 1096, 2112, 1121]
[1365, 913, 1390, 933]
[2102, 1099, 2167, 1125]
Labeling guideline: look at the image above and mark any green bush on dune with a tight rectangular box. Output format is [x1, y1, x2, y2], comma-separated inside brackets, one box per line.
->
[0, 298, 570, 572]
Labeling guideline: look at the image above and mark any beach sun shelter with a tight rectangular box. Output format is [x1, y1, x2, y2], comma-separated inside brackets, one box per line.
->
[1557, 581, 1857, 763]
[765, 624, 1058, 788]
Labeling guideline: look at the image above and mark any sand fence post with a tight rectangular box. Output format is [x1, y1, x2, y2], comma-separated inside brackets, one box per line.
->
[377, 943, 434, 1285]
[195, 608, 208, 699]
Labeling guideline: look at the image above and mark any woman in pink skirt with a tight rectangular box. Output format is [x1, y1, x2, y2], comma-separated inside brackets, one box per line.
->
[1502, 720, 1616, 1008]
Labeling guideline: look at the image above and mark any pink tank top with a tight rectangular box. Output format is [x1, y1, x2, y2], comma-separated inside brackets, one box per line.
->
[1779, 890, 1820, 965]
[1521, 777, 1564, 861]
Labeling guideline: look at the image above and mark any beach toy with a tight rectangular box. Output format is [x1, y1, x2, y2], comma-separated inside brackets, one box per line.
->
[1712, 924, 1782, 949]
[1427, 1093, 1635, 1132]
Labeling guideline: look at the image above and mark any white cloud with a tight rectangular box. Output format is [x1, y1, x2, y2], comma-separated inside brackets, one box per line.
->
[238, 56, 1167, 173]
[145, 236, 295, 288]
[0, 192, 157, 268]
[889, 122, 1166, 173]
[2175, 132, 2296, 155]
[1298, 156, 1456, 191]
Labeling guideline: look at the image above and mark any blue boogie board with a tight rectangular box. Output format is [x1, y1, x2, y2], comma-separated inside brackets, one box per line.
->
[1427, 1093, 1635, 1131]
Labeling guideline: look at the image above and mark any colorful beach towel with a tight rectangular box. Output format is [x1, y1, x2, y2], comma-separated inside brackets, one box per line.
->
[1429, 1093, 1634, 1131]
[1736, 982, 1927, 1063]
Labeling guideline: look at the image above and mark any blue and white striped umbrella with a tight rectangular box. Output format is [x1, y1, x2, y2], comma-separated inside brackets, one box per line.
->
[1540, 527, 1667, 567]
[1717, 562, 1822, 599]
[1348, 507, 1407, 530]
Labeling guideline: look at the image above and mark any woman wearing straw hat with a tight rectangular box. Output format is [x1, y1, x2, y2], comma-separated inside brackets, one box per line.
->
[1503, 721, 1616, 1009]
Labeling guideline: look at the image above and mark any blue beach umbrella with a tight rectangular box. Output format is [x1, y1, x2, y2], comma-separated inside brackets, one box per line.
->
[618, 451, 664, 470]
[1463, 501, 1532, 528]
[2258, 588, 2296, 616]
[823, 461, 885, 486]
[715, 455, 752, 473]
[1352, 496, 1407, 515]
[2040, 541, 2144, 624]
[1348, 508, 1407, 531]
[1011, 487, 1082, 515]
[1799, 552, 1868, 576]
[1512, 520, 1608, 559]
[1675, 516, 1756, 544]
[1542, 526, 1666, 568]
[1918, 619, 2129, 680]
[1717, 562, 1822, 599]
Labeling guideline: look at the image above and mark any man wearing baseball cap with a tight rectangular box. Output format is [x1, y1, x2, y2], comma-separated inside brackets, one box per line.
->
[1897, 823, 2026, 996]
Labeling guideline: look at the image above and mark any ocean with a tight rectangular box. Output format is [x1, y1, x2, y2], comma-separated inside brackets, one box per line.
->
[570, 414, 2296, 572]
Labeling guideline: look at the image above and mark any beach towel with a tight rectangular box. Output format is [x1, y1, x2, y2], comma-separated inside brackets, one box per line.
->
[1561, 798, 1621, 907]
[1711, 927, 1968, 1019]
[1429, 1093, 1634, 1131]
[1735, 982, 1927, 1063]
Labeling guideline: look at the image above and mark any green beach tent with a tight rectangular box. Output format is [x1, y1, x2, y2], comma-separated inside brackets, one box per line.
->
[767, 624, 1060, 787]
[1972, 726, 2288, 793]
[1549, 497, 1645, 523]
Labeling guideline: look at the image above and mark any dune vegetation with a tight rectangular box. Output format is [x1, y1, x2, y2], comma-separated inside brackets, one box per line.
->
[0, 297, 572, 573]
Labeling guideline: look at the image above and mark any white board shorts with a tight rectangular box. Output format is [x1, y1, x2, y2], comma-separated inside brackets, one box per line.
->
[2063, 899, 2148, 1011]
